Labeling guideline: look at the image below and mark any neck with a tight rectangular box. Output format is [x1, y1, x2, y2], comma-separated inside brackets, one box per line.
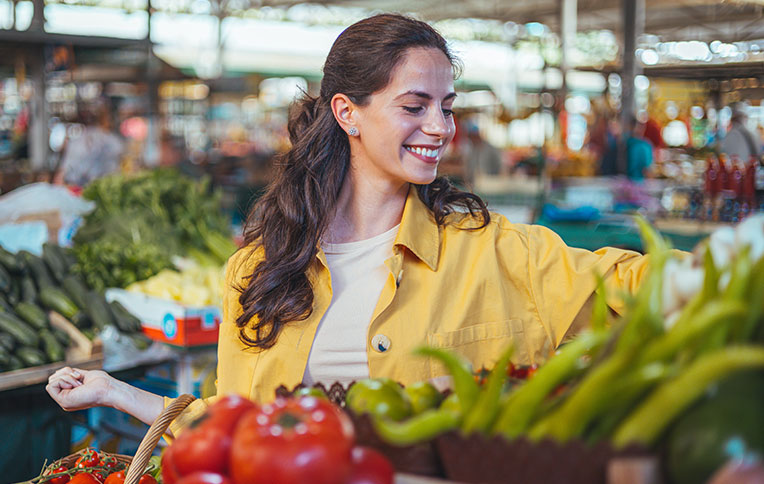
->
[326, 171, 408, 244]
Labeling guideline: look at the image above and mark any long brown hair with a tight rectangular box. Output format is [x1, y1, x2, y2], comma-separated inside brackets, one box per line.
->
[236, 14, 490, 349]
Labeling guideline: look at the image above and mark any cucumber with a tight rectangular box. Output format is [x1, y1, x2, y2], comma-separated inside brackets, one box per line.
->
[40, 329, 65, 362]
[128, 332, 152, 351]
[14, 302, 50, 330]
[85, 291, 114, 330]
[16, 346, 47, 367]
[109, 300, 142, 332]
[51, 327, 70, 347]
[0, 246, 22, 273]
[6, 278, 20, 305]
[0, 332, 15, 351]
[21, 252, 55, 290]
[20, 276, 37, 303]
[0, 295, 12, 313]
[62, 275, 90, 309]
[0, 311, 39, 347]
[70, 311, 92, 329]
[7, 355, 23, 371]
[0, 264, 10, 293]
[42, 243, 67, 283]
[39, 287, 79, 319]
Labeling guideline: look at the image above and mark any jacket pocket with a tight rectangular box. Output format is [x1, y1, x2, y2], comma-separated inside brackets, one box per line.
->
[425, 319, 529, 376]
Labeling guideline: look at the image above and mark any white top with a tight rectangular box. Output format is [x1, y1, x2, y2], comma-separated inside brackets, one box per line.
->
[302, 224, 399, 387]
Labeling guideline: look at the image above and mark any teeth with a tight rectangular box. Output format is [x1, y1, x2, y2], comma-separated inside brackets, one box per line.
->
[406, 146, 438, 158]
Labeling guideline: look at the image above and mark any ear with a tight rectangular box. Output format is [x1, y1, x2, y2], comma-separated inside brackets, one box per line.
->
[330, 93, 358, 136]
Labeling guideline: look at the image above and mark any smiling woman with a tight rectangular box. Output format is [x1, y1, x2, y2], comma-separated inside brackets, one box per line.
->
[48, 14, 655, 440]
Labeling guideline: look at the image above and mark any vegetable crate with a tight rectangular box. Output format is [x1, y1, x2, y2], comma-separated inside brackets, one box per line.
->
[105, 289, 220, 347]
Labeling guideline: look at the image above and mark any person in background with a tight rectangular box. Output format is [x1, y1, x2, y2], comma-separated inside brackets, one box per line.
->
[626, 116, 653, 181]
[53, 104, 124, 187]
[720, 102, 761, 162]
[462, 120, 503, 187]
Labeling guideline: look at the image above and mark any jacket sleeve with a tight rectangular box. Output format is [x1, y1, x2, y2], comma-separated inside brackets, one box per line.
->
[525, 224, 651, 348]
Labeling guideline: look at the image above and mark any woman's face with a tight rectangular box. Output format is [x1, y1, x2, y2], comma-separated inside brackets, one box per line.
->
[350, 47, 456, 187]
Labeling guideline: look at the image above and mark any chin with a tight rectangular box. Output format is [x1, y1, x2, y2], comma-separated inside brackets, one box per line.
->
[406, 168, 438, 186]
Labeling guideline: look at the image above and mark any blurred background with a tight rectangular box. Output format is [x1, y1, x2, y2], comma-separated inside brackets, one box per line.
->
[1, 0, 763, 248]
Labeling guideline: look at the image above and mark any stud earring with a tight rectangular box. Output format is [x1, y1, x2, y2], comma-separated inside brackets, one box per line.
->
[348, 127, 358, 136]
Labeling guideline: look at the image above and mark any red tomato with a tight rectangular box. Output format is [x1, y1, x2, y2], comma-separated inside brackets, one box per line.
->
[47, 466, 70, 484]
[162, 394, 257, 483]
[138, 475, 158, 484]
[176, 472, 232, 484]
[75, 449, 101, 469]
[69, 474, 101, 484]
[345, 447, 395, 484]
[100, 455, 119, 471]
[103, 471, 125, 484]
[230, 396, 355, 484]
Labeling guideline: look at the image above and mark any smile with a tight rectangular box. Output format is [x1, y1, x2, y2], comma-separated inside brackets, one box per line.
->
[404, 145, 440, 161]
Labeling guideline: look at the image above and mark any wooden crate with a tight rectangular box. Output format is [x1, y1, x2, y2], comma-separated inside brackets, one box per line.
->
[0, 311, 103, 392]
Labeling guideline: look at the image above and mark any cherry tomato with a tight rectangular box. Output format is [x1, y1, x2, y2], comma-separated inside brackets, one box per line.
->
[230, 396, 355, 484]
[345, 446, 394, 484]
[47, 465, 70, 484]
[100, 455, 120, 471]
[103, 471, 125, 484]
[176, 472, 232, 484]
[162, 395, 257, 483]
[69, 474, 101, 484]
[75, 449, 101, 469]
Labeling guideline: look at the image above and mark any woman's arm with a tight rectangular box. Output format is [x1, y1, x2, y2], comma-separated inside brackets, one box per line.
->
[46, 367, 164, 426]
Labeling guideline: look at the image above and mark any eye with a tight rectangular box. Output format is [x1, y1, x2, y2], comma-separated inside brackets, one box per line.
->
[442, 108, 454, 117]
[402, 106, 423, 114]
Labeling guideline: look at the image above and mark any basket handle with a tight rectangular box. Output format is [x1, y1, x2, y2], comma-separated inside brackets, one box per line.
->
[124, 394, 197, 484]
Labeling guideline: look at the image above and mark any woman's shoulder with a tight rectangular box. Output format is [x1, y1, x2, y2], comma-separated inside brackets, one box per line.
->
[443, 210, 534, 239]
[225, 242, 264, 284]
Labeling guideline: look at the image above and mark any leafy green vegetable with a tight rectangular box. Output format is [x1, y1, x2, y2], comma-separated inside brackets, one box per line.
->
[72, 169, 236, 290]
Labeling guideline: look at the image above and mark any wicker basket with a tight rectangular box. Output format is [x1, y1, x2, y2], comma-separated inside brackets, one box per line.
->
[43, 394, 197, 484]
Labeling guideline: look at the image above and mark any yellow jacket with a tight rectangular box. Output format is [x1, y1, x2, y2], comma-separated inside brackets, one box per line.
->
[167, 185, 650, 433]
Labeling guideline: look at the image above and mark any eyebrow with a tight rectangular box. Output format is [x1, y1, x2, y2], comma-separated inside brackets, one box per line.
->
[395, 90, 457, 102]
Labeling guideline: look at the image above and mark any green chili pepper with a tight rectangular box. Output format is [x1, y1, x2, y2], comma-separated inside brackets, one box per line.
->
[493, 330, 608, 439]
[372, 407, 461, 447]
[527, 343, 636, 443]
[740, 256, 764, 341]
[612, 345, 764, 448]
[584, 361, 673, 444]
[461, 345, 514, 434]
[666, 248, 720, 335]
[414, 347, 479, 414]
[636, 300, 747, 366]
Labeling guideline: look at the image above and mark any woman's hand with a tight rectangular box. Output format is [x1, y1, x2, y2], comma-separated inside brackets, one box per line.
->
[46, 367, 112, 412]
[46, 366, 166, 425]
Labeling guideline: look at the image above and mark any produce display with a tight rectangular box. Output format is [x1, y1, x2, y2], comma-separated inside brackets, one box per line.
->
[345, 216, 764, 483]
[126, 261, 225, 307]
[72, 169, 237, 292]
[0, 242, 149, 373]
[27, 448, 160, 484]
[161, 394, 394, 484]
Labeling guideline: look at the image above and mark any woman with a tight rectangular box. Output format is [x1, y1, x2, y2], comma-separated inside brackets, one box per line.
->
[47, 14, 650, 434]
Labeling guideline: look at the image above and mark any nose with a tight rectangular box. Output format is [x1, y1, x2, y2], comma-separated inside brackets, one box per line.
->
[422, 106, 452, 139]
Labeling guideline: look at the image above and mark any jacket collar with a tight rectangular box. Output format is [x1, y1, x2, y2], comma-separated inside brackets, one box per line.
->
[394, 185, 441, 271]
